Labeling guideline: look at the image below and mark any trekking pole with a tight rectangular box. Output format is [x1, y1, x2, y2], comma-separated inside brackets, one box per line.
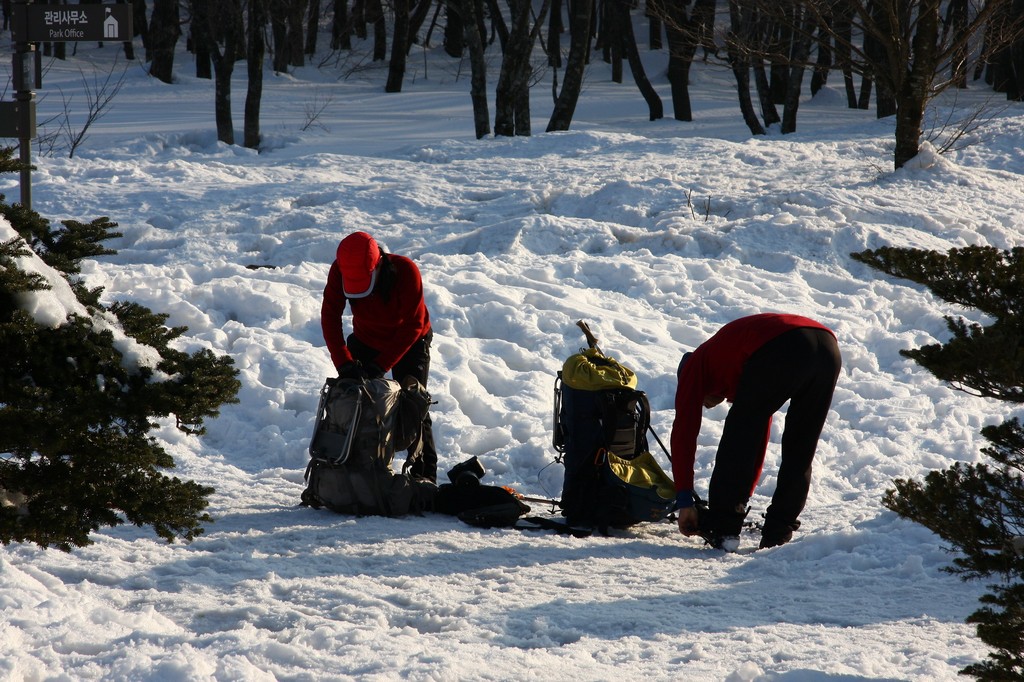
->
[648, 424, 670, 459]
[576, 320, 602, 354]
[516, 494, 562, 510]
[517, 494, 560, 505]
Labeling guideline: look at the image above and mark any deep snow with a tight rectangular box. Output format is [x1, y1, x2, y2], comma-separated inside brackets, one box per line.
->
[2, 16, 1024, 681]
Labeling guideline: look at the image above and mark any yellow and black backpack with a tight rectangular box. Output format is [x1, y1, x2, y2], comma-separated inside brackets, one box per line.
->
[551, 322, 675, 534]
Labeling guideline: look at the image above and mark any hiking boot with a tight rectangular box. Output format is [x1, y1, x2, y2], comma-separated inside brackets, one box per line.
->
[698, 503, 747, 552]
[447, 456, 486, 488]
[702, 532, 741, 552]
[759, 517, 801, 549]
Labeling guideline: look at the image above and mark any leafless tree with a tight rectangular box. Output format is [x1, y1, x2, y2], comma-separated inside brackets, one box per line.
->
[655, 0, 715, 122]
[386, 0, 412, 91]
[306, 0, 321, 55]
[55, 61, 129, 158]
[269, 0, 307, 71]
[463, 0, 491, 138]
[725, 0, 1024, 168]
[300, 88, 337, 131]
[547, 0, 594, 131]
[332, 0, 353, 50]
[804, 0, 1024, 168]
[609, 0, 664, 120]
[147, 0, 180, 84]
[192, 0, 245, 144]
[245, 0, 268, 149]
[495, 0, 549, 136]
[723, 0, 767, 134]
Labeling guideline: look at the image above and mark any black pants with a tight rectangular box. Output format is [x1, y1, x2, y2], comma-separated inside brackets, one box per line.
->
[708, 327, 841, 531]
[347, 331, 438, 482]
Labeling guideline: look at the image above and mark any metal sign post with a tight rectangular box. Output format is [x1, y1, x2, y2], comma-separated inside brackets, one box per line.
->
[5, 0, 38, 209]
[4, 2, 132, 210]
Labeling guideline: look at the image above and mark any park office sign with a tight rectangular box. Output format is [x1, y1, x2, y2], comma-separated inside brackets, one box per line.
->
[11, 3, 132, 43]
[4, 2, 132, 208]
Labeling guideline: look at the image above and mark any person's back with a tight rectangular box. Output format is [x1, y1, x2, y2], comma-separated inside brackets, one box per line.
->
[671, 313, 841, 550]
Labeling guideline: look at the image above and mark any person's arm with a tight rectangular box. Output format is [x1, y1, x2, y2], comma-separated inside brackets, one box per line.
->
[670, 364, 704, 495]
[320, 263, 354, 369]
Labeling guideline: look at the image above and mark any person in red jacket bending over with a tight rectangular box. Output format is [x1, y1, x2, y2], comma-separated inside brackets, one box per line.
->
[321, 231, 437, 482]
[671, 313, 841, 551]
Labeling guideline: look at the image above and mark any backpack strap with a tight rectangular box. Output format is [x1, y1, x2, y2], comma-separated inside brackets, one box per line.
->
[516, 516, 593, 538]
[634, 390, 651, 454]
[330, 384, 363, 465]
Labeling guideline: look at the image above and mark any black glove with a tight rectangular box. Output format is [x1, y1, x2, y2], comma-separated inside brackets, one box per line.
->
[337, 361, 367, 381]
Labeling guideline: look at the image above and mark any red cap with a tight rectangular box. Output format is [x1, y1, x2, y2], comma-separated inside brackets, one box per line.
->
[336, 231, 381, 298]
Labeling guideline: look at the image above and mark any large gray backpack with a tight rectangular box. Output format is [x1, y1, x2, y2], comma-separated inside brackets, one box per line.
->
[301, 376, 435, 516]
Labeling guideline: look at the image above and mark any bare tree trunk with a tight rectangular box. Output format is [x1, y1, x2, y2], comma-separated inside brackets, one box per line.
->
[695, 0, 715, 60]
[616, 0, 662, 120]
[646, 0, 662, 50]
[332, 0, 352, 49]
[750, 5, 779, 127]
[193, 1, 213, 79]
[989, 0, 1024, 99]
[781, 3, 814, 133]
[865, 0, 895, 118]
[352, 0, 367, 39]
[663, 0, 708, 122]
[752, 60, 780, 127]
[1010, 0, 1024, 101]
[494, 0, 534, 136]
[944, 0, 968, 88]
[386, 0, 410, 91]
[271, 0, 290, 71]
[245, 0, 267, 149]
[474, 0, 487, 51]
[287, 0, 308, 66]
[810, 15, 831, 95]
[486, 0, 509, 49]
[548, 0, 563, 67]
[726, 0, 766, 135]
[766, 7, 789, 104]
[444, 0, 465, 56]
[148, 0, 180, 83]
[833, 1, 857, 108]
[368, 0, 386, 60]
[335, 0, 356, 48]
[513, 77, 531, 134]
[193, 0, 244, 145]
[547, 0, 594, 131]
[114, 0, 135, 59]
[306, 0, 320, 55]
[893, 0, 939, 168]
[463, 0, 491, 137]
[132, 0, 149, 51]
[607, 3, 623, 83]
[301, 0, 317, 54]
[408, 0, 436, 52]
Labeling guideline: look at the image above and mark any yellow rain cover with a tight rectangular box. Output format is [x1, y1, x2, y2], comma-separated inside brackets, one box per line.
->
[606, 450, 674, 501]
[561, 348, 638, 391]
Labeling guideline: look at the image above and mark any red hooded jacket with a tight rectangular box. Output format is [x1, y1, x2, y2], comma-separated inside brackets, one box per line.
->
[670, 313, 834, 492]
[320, 253, 431, 372]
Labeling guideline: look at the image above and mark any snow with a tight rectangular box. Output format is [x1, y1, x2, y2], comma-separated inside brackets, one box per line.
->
[2, 20, 1023, 681]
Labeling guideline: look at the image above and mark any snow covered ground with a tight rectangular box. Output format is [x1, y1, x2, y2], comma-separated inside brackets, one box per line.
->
[2, 17, 1024, 681]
